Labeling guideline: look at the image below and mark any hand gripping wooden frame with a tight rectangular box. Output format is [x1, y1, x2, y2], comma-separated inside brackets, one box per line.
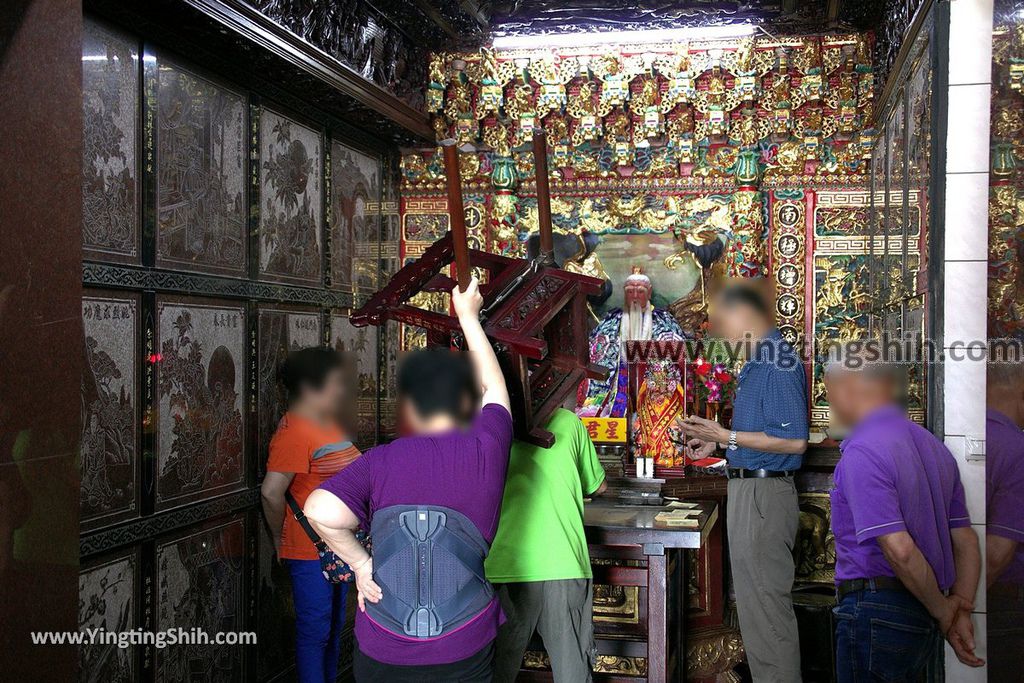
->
[351, 131, 607, 446]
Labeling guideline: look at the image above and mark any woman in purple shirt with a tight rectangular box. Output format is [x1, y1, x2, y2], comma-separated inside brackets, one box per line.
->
[824, 344, 983, 680]
[302, 278, 512, 682]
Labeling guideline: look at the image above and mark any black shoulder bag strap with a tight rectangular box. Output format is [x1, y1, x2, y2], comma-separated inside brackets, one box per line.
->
[284, 490, 323, 545]
[284, 490, 357, 584]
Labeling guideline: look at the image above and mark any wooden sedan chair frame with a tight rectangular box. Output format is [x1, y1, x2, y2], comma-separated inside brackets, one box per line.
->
[352, 131, 607, 446]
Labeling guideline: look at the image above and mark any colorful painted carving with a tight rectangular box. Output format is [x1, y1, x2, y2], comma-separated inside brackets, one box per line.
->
[990, 22, 1024, 339]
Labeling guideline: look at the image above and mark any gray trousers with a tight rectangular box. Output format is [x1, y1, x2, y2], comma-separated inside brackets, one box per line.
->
[494, 579, 596, 683]
[727, 477, 802, 683]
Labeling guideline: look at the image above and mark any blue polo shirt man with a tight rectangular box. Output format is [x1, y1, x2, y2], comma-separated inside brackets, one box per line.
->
[683, 284, 808, 683]
[730, 327, 808, 470]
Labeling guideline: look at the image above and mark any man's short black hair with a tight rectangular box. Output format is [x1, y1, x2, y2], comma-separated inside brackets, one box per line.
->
[398, 347, 478, 421]
[278, 346, 344, 404]
[717, 281, 770, 317]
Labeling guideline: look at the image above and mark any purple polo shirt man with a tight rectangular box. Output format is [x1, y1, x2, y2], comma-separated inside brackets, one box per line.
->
[825, 345, 983, 680]
[985, 352, 1024, 679]
[832, 405, 971, 588]
[986, 408, 1024, 586]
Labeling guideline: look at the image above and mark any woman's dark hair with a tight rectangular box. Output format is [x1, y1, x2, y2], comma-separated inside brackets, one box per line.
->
[397, 347, 478, 421]
[717, 282, 770, 317]
[278, 346, 344, 405]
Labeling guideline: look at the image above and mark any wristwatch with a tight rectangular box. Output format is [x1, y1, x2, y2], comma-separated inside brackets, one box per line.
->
[727, 431, 738, 451]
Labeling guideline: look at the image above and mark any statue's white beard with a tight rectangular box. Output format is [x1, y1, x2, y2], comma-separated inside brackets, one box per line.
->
[621, 302, 653, 352]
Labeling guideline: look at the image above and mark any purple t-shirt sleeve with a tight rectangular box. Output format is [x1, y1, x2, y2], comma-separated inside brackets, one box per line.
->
[473, 403, 513, 468]
[948, 476, 972, 529]
[989, 451, 1024, 541]
[838, 446, 907, 542]
[318, 451, 373, 530]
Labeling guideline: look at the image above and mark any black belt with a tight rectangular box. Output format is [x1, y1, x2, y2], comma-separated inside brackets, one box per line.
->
[836, 577, 907, 600]
[726, 467, 795, 479]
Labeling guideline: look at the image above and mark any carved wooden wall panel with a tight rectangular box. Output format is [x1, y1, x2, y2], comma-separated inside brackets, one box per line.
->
[246, 0, 432, 111]
[80, 11, 392, 681]
[258, 108, 324, 286]
[989, 5, 1024, 339]
[81, 291, 140, 531]
[329, 312, 378, 450]
[79, 548, 140, 682]
[154, 516, 247, 681]
[82, 20, 139, 263]
[154, 58, 247, 276]
[154, 297, 247, 511]
[329, 140, 381, 293]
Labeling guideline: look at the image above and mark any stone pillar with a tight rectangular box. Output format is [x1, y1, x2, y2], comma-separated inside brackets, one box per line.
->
[940, 0, 993, 678]
[0, 0, 83, 679]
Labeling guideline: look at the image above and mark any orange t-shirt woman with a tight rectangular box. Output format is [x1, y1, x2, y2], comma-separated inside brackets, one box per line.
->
[260, 347, 360, 683]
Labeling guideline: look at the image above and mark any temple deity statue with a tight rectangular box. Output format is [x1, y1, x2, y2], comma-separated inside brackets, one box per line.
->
[633, 360, 687, 467]
[577, 264, 688, 436]
[578, 268, 690, 464]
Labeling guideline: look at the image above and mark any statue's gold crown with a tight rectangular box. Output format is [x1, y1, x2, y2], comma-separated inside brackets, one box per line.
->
[626, 266, 651, 286]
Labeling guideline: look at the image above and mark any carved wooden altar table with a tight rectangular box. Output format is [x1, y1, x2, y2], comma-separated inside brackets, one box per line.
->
[515, 500, 720, 682]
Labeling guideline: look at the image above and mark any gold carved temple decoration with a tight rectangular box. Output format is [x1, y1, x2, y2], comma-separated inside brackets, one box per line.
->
[403, 34, 877, 285]
[413, 34, 874, 192]
[990, 23, 1024, 338]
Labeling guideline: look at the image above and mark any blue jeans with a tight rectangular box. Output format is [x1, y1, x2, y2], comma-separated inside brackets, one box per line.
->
[287, 559, 349, 683]
[834, 587, 938, 682]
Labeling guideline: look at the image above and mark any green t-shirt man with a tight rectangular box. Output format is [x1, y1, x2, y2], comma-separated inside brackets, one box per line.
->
[485, 408, 607, 583]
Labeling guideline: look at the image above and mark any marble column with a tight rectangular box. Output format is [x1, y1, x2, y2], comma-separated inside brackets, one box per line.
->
[0, 0, 84, 679]
[941, 0, 993, 679]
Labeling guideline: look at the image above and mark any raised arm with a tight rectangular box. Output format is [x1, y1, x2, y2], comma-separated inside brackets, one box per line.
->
[452, 278, 510, 412]
[576, 415, 607, 498]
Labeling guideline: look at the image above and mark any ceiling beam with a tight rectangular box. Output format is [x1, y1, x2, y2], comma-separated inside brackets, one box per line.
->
[184, 0, 434, 140]
[408, 0, 464, 40]
[458, 0, 490, 29]
[826, 0, 842, 25]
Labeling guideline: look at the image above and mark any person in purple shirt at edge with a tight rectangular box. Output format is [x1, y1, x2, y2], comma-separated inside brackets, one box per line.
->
[303, 277, 512, 682]
[824, 341, 983, 681]
[985, 355, 1024, 680]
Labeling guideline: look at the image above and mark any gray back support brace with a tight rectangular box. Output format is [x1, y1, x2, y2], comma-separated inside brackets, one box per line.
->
[365, 505, 493, 638]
